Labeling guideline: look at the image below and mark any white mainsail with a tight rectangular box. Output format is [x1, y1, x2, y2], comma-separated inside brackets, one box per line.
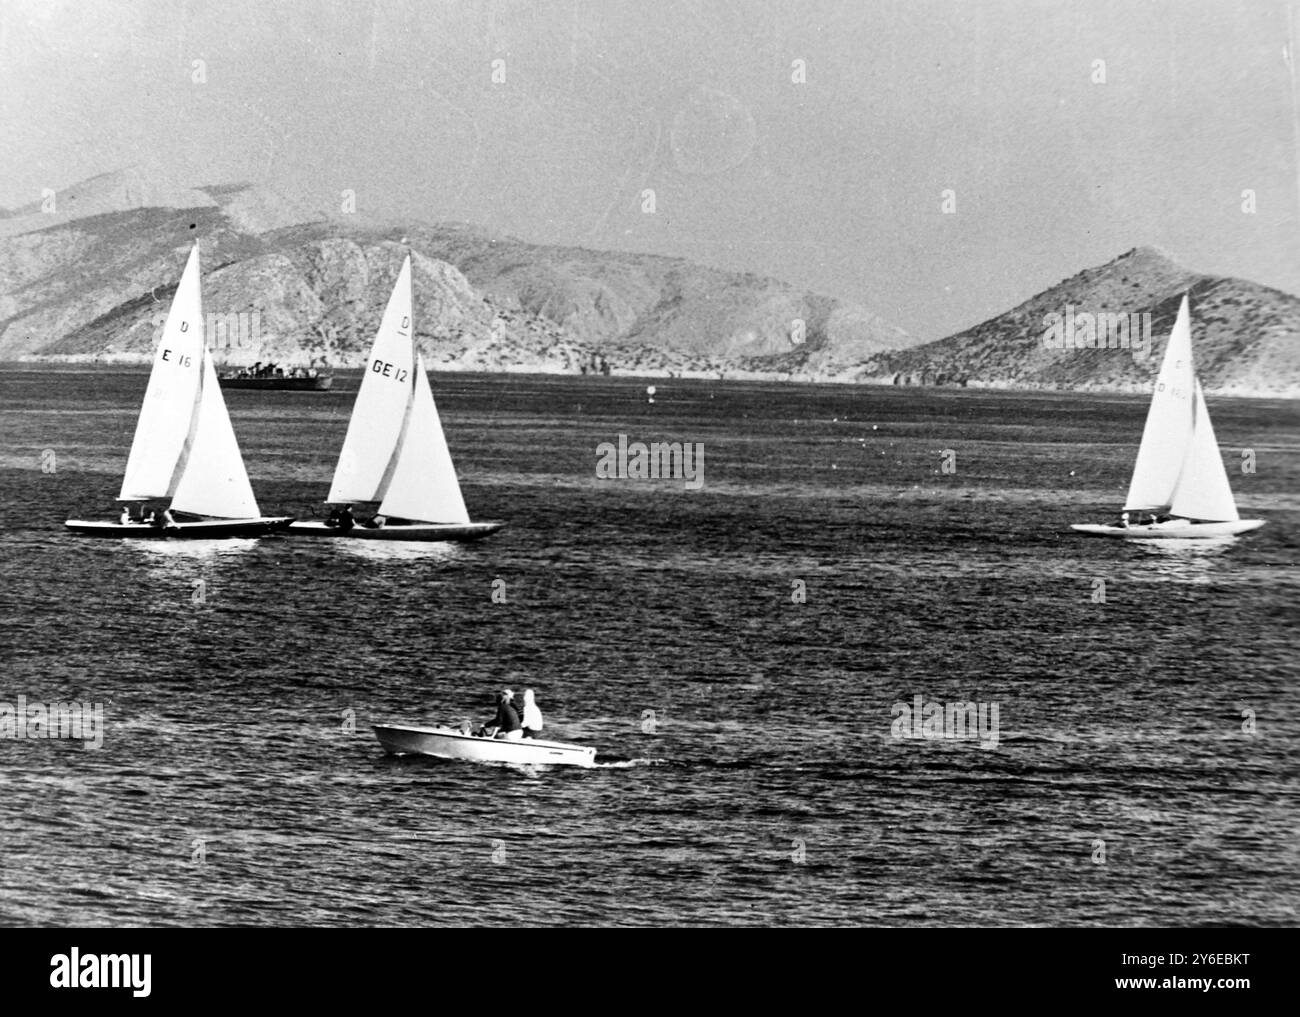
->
[378, 352, 471, 524]
[1168, 380, 1239, 522]
[326, 256, 416, 504]
[1123, 295, 1196, 513]
[170, 346, 262, 519]
[118, 245, 206, 501]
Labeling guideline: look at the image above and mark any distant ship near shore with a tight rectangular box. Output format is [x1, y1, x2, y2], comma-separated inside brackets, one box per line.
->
[218, 361, 333, 391]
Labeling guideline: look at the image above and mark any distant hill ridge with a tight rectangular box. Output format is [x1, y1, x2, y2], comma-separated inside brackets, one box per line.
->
[1, 175, 1297, 395]
[858, 247, 1300, 397]
[0, 176, 918, 378]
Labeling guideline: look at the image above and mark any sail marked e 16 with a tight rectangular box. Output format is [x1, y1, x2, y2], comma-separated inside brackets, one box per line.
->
[64, 245, 293, 539]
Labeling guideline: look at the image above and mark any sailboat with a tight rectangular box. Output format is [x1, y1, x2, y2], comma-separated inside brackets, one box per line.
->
[288, 255, 503, 541]
[65, 246, 293, 538]
[1070, 294, 1264, 539]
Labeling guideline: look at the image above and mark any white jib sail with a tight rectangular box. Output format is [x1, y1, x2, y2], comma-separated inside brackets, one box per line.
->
[118, 245, 206, 501]
[378, 351, 471, 524]
[326, 255, 416, 504]
[170, 346, 262, 519]
[1123, 294, 1196, 513]
[1168, 380, 1239, 522]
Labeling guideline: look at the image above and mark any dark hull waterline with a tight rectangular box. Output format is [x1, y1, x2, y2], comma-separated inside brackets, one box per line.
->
[287, 520, 504, 542]
[1070, 519, 1266, 539]
[64, 517, 295, 538]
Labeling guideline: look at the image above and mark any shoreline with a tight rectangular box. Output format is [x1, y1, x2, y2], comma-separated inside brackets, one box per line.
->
[3, 357, 1297, 399]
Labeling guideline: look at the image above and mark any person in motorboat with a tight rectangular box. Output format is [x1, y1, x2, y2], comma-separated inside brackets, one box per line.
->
[520, 688, 544, 739]
[478, 689, 522, 741]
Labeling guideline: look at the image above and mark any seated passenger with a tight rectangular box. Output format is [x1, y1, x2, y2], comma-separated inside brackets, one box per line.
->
[481, 689, 522, 741]
[520, 688, 544, 739]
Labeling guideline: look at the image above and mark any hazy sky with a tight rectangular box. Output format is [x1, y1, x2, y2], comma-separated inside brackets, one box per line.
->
[2, 0, 1297, 338]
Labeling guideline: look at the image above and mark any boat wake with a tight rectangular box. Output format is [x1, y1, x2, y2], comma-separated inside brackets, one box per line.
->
[1128, 537, 1240, 582]
[500, 756, 667, 773]
[333, 540, 461, 562]
[137, 538, 259, 560]
[590, 757, 669, 769]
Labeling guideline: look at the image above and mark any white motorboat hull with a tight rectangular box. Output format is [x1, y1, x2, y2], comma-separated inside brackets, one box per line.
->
[373, 723, 596, 767]
[1070, 519, 1265, 539]
[288, 520, 503, 542]
[64, 516, 294, 538]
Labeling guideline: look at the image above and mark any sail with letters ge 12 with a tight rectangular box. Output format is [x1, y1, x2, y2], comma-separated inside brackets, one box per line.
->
[288, 253, 503, 542]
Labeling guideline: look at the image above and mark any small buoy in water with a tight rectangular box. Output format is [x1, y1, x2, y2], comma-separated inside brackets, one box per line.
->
[646, 384, 656, 404]
[1069, 470, 1076, 476]
[872, 425, 878, 430]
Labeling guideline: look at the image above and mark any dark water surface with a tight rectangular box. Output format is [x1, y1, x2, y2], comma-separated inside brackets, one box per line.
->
[1, 369, 1298, 926]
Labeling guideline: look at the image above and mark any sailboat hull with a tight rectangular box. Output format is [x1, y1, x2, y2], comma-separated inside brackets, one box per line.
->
[374, 723, 596, 767]
[286, 520, 504, 542]
[1070, 520, 1265, 539]
[64, 517, 294, 538]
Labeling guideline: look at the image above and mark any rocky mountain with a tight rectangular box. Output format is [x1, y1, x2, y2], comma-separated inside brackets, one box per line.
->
[0, 175, 917, 377]
[3, 177, 1296, 394]
[859, 247, 1300, 397]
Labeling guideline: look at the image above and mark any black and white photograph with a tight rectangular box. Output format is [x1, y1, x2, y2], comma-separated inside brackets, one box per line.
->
[0, 0, 1294, 979]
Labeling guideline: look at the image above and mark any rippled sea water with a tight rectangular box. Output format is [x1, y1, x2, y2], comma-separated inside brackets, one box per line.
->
[1, 368, 1297, 927]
